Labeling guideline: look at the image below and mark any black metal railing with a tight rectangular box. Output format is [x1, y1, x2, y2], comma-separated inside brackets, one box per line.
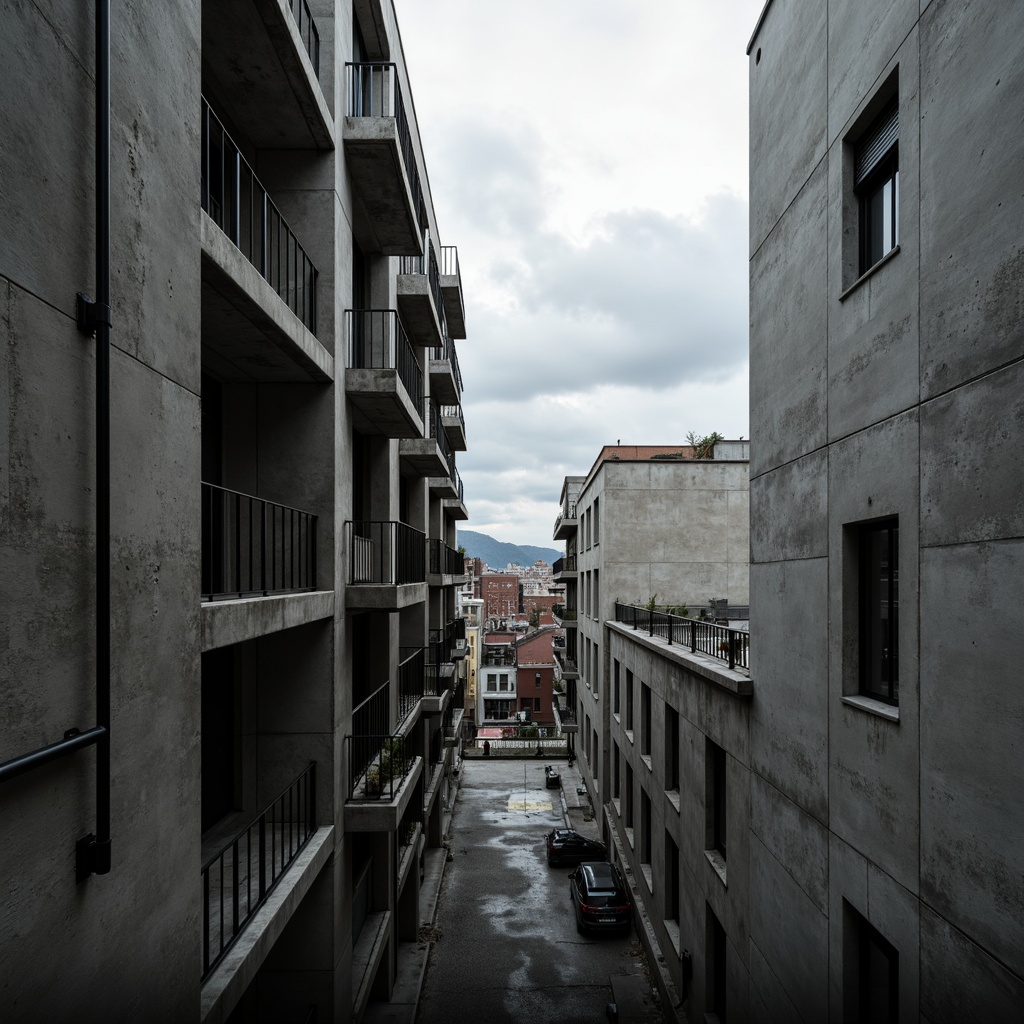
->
[201, 98, 318, 333]
[398, 647, 425, 723]
[441, 403, 465, 437]
[553, 554, 577, 574]
[202, 483, 317, 600]
[399, 244, 448, 339]
[346, 310, 424, 411]
[614, 603, 750, 672]
[345, 62, 424, 232]
[552, 604, 578, 622]
[451, 463, 464, 503]
[347, 733, 412, 801]
[553, 501, 578, 534]
[345, 520, 426, 585]
[287, 0, 320, 76]
[424, 398, 453, 472]
[440, 245, 460, 281]
[201, 762, 317, 980]
[429, 539, 463, 576]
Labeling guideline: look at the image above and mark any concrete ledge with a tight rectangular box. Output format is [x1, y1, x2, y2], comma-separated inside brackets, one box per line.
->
[607, 620, 752, 698]
[345, 758, 424, 832]
[201, 825, 335, 1024]
[346, 582, 428, 611]
[353, 910, 392, 1022]
[201, 591, 335, 651]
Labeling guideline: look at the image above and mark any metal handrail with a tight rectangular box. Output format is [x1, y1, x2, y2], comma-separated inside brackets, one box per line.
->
[424, 398, 453, 471]
[201, 762, 317, 979]
[201, 482, 317, 600]
[614, 602, 750, 672]
[201, 98, 318, 333]
[345, 520, 426, 585]
[346, 310, 424, 411]
[347, 734, 413, 801]
[439, 245, 460, 280]
[345, 62, 424, 232]
[398, 647, 425, 724]
[286, 0, 319, 76]
[429, 333, 463, 397]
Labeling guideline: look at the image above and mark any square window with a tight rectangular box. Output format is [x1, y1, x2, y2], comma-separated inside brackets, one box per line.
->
[855, 101, 899, 275]
[858, 518, 899, 704]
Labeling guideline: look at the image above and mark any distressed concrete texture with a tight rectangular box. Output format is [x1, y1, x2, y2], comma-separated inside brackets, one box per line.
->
[749, 557, 829, 821]
[750, 448, 827, 563]
[919, 538, 1024, 972]
[748, 0, 827, 254]
[826, 0, 918, 143]
[750, 773, 828, 914]
[749, 164, 829, 476]
[919, 0, 1024, 400]
[920, 359, 1024, 547]
[749, 832, 829, 1023]
[920, 903, 1024, 1024]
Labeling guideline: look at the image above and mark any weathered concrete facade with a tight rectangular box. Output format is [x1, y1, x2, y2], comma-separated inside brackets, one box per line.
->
[748, 0, 1024, 1019]
[1, 2, 469, 1021]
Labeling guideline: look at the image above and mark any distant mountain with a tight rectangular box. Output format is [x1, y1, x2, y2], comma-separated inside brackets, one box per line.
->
[457, 530, 562, 569]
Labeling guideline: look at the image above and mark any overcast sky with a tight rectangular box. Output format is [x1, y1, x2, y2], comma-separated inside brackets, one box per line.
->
[397, 0, 763, 548]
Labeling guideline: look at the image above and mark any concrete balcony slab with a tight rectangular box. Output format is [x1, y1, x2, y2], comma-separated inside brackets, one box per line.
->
[345, 757, 424, 832]
[347, 367, 424, 438]
[346, 582, 428, 611]
[428, 357, 459, 405]
[201, 590, 334, 651]
[397, 273, 444, 348]
[440, 273, 466, 339]
[344, 117, 423, 255]
[399, 437, 448, 476]
[201, 213, 333, 383]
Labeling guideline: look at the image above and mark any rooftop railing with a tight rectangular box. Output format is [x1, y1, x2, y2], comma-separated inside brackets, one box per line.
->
[201, 483, 317, 600]
[201, 762, 316, 980]
[345, 520, 426, 585]
[614, 603, 750, 672]
[346, 310, 424, 411]
[345, 62, 424, 233]
[399, 244, 448, 339]
[201, 98, 318, 333]
[286, 0, 320, 76]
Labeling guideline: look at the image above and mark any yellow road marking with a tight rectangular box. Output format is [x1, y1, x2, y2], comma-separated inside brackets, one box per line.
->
[508, 799, 552, 811]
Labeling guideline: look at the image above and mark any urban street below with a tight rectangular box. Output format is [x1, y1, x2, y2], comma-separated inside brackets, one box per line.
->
[416, 757, 664, 1024]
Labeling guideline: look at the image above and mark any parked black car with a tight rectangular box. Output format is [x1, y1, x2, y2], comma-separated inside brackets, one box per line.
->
[545, 828, 606, 866]
[568, 861, 632, 934]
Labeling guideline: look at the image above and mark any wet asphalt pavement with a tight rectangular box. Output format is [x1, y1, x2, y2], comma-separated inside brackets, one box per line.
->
[416, 758, 651, 1024]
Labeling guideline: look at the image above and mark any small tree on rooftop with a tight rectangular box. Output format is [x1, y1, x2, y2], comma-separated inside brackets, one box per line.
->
[686, 430, 724, 459]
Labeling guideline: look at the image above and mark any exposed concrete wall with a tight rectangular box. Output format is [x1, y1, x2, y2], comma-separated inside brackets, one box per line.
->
[749, 0, 1024, 1016]
[0, 1, 202, 1020]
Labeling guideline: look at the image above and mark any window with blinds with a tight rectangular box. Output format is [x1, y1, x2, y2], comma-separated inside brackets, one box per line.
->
[855, 101, 899, 274]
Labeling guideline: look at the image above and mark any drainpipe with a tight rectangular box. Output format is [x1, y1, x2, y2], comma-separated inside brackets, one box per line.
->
[0, 0, 112, 881]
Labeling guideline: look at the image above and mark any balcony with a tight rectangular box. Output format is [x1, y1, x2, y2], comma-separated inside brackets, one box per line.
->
[428, 538, 465, 585]
[345, 521, 427, 610]
[345, 310, 424, 437]
[345, 731, 423, 833]
[398, 648, 426, 726]
[614, 602, 751, 677]
[552, 604, 578, 630]
[400, 398, 452, 476]
[552, 501, 578, 541]
[552, 699, 578, 735]
[200, 763, 320, 982]
[439, 246, 467, 340]
[202, 483, 317, 601]
[441, 403, 467, 451]
[553, 644, 579, 681]
[442, 465, 468, 521]
[344, 62, 424, 255]
[202, 0, 332, 149]
[444, 706, 467, 747]
[201, 100, 329, 383]
[397, 247, 447, 348]
[552, 554, 577, 580]
[428, 334, 463, 405]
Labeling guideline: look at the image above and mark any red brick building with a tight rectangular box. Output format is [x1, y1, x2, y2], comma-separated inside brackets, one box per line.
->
[515, 628, 558, 727]
[480, 573, 519, 620]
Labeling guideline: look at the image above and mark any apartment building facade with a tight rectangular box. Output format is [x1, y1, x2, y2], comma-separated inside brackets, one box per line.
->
[0, 3, 469, 1022]
[551, 444, 751, 1016]
[747, 0, 1024, 1020]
